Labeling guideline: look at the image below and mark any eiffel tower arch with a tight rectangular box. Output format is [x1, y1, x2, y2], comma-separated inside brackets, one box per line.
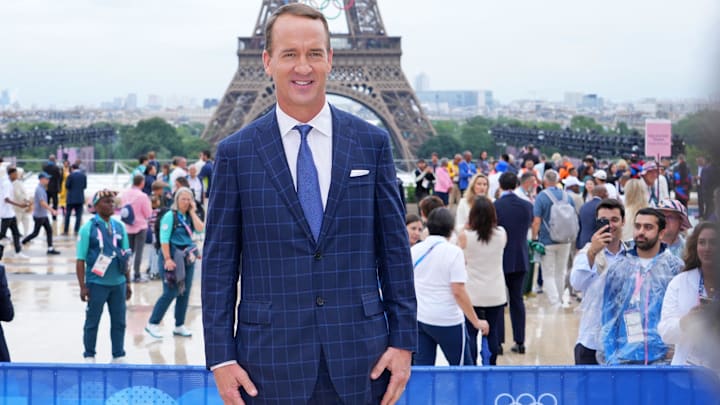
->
[202, 0, 436, 164]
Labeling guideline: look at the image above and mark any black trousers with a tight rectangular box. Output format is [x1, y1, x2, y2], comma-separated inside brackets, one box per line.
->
[21, 217, 53, 247]
[574, 343, 598, 365]
[47, 191, 59, 220]
[0, 218, 21, 254]
[64, 203, 83, 234]
[499, 271, 527, 345]
[466, 305, 504, 365]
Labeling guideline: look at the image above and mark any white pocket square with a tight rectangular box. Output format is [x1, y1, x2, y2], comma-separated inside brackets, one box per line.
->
[350, 169, 370, 177]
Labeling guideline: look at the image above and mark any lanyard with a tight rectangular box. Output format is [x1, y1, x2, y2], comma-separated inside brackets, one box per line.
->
[699, 272, 707, 300]
[95, 217, 117, 254]
[632, 255, 659, 365]
[176, 212, 193, 237]
[413, 241, 443, 269]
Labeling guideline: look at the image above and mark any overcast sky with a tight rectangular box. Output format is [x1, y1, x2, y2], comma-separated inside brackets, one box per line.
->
[2, 0, 719, 107]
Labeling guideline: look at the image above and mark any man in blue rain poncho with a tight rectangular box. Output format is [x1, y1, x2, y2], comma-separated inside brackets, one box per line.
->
[600, 207, 683, 365]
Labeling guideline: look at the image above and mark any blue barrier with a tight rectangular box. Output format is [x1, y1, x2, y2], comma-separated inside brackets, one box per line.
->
[0, 364, 717, 404]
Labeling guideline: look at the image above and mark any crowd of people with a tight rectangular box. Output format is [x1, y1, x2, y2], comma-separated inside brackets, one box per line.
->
[0, 151, 214, 363]
[409, 146, 718, 368]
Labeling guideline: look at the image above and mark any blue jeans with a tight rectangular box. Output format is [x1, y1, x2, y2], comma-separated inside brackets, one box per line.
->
[148, 255, 195, 327]
[414, 321, 473, 366]
[83, 283, 126, 358]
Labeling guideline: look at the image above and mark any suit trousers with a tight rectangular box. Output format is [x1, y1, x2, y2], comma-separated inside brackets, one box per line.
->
[539, 243, 571, 306]
[504, 271, 527, 345]
[83, 282, 126, 358]
[64, 203, 83, 234]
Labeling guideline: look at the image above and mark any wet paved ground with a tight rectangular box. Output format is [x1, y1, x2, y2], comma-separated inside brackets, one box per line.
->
[1, 218, 579, 367]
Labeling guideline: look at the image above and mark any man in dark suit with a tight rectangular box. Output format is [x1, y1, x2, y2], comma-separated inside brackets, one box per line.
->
[64, 164, 87, 235]
[202, 4, 416, 405]
[0, 245, 14, 362]
[42, 154, 63, 221]
[576, 185, 608, 249]
[494, 172, 533, 354]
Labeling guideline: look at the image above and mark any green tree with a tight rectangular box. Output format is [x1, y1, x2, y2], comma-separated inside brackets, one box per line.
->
[120, 117, 183, 159]
[417, 135, 462, 159]
[570, 115, 603, 132]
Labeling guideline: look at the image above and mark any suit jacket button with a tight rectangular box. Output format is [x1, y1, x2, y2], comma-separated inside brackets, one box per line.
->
[316, 296, 325, 307]
[314, 252, 322, 260]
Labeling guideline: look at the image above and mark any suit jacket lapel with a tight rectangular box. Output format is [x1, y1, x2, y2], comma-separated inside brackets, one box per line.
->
[318, 105, 354, 245]
[253, 108, 315, 242]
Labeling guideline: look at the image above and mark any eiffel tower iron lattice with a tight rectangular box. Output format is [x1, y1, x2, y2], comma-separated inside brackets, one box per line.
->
[202, 0, 435, 164]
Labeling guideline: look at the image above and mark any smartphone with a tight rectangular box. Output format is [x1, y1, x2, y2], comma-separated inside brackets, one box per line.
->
[595, 218, 610, 233]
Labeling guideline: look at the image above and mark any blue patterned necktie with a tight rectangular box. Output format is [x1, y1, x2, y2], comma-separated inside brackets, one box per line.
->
[294, 124, 323, 241]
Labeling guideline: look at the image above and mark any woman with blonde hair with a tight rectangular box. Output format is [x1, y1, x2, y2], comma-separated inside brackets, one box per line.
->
[621, 178, 649, 241]
[455, 173, 489, 234]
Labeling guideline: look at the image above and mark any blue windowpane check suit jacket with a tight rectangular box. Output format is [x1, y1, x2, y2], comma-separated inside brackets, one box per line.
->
[201, 105, 417, 404]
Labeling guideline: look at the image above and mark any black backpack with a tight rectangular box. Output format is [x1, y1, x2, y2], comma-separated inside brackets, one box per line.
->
[153, 208, 178, 249]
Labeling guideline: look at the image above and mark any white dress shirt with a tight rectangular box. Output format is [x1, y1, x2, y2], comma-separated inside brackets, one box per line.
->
[276, 103, 333, 209]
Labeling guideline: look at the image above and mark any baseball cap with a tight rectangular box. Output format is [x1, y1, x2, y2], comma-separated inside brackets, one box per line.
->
[593, 170, 607, 181]
[91, 189, 118, 206]
[641, 161, 659, 175]
[657, 199, 691, 231]
[38, 171, 51, 179]
[563, 176, 582, 188]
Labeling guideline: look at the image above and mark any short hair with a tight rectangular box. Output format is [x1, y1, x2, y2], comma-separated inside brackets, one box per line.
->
[265, 3, 330, 53]
[202, 150, 212, 159]
[499, 172, 519, 191]
[635, 207, 666, 232]
[132, 174, 145, 187]
[138, 155, 148, 164]
[519, 172, 536, 185]
[405, 213, 421, 225]
[426, 207, 454, 237]
[595, 198, 625, 220]
[419, 195, 444, 218]
[6, 167, 16, 176]
[592, 184, 608, 199]
[543, 169, 559, 184]
[175, 177, 190, 189]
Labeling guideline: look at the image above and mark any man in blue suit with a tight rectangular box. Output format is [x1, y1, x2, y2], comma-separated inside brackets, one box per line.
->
[202, 4, 417, 405]
[494, 172, 533, 354]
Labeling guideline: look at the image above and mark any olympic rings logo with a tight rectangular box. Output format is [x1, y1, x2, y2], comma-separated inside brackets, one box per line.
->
[283, 0, 356, 20]
[494, 392, 559, 405]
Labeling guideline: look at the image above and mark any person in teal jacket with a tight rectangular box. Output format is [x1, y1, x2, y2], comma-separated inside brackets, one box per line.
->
[145, 187, 204, 339]
[75, 189, 131, 363]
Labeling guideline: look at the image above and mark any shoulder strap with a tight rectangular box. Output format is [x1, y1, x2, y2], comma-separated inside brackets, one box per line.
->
[544, 189, 559, 204]
[413, 241, 444, 269]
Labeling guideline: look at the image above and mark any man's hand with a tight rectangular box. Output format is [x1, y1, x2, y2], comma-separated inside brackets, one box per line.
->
[212, 363, 258, 405]
[80, 286, 90, 302]
[588, 225, 612, 258]
[125, 285, 132, 300]
[371, 347, 412, 405]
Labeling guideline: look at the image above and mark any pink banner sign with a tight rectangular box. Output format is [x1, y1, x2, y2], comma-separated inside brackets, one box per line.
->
[645, 119, 672, 157]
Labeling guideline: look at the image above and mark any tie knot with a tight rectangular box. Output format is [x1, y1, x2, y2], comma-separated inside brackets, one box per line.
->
[294, 124, 313, 141]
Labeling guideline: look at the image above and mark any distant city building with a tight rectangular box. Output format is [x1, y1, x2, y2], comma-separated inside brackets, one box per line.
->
[582, 94, 603, 109]
[0, 89, 10, 106]
[417, 91, 479, 109]
[564, 92, 584, 108]
[414, 73, 430, 92]
[147, 94, 163, 110]
[124, 93, 138, 110]
[203, 98, 219, 109]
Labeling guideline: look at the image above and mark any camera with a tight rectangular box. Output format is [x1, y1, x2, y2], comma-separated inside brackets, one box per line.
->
[595, 218, 610, 233]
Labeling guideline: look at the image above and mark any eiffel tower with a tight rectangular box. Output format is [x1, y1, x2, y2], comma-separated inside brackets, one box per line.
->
[202, 0, 435, 163]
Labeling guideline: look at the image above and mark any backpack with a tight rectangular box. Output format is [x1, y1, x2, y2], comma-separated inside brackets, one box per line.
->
[542, 189, 579, 243]
[153, 208, 178, 249]
[120, 203, 135, 225]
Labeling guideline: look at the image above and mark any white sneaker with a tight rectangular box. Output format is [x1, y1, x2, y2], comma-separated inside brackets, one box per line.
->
[111, 356, 127, 364]
[14, 252, 30, 259]
[144, 323, 164, 339]
[172, 325, 192, 337]
[84, 356, 96, 364]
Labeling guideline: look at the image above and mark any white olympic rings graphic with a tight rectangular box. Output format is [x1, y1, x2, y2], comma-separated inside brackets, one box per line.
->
[494, 392, 559, 405]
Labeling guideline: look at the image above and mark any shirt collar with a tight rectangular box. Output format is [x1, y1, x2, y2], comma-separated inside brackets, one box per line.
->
[276, 103, 332, 139]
